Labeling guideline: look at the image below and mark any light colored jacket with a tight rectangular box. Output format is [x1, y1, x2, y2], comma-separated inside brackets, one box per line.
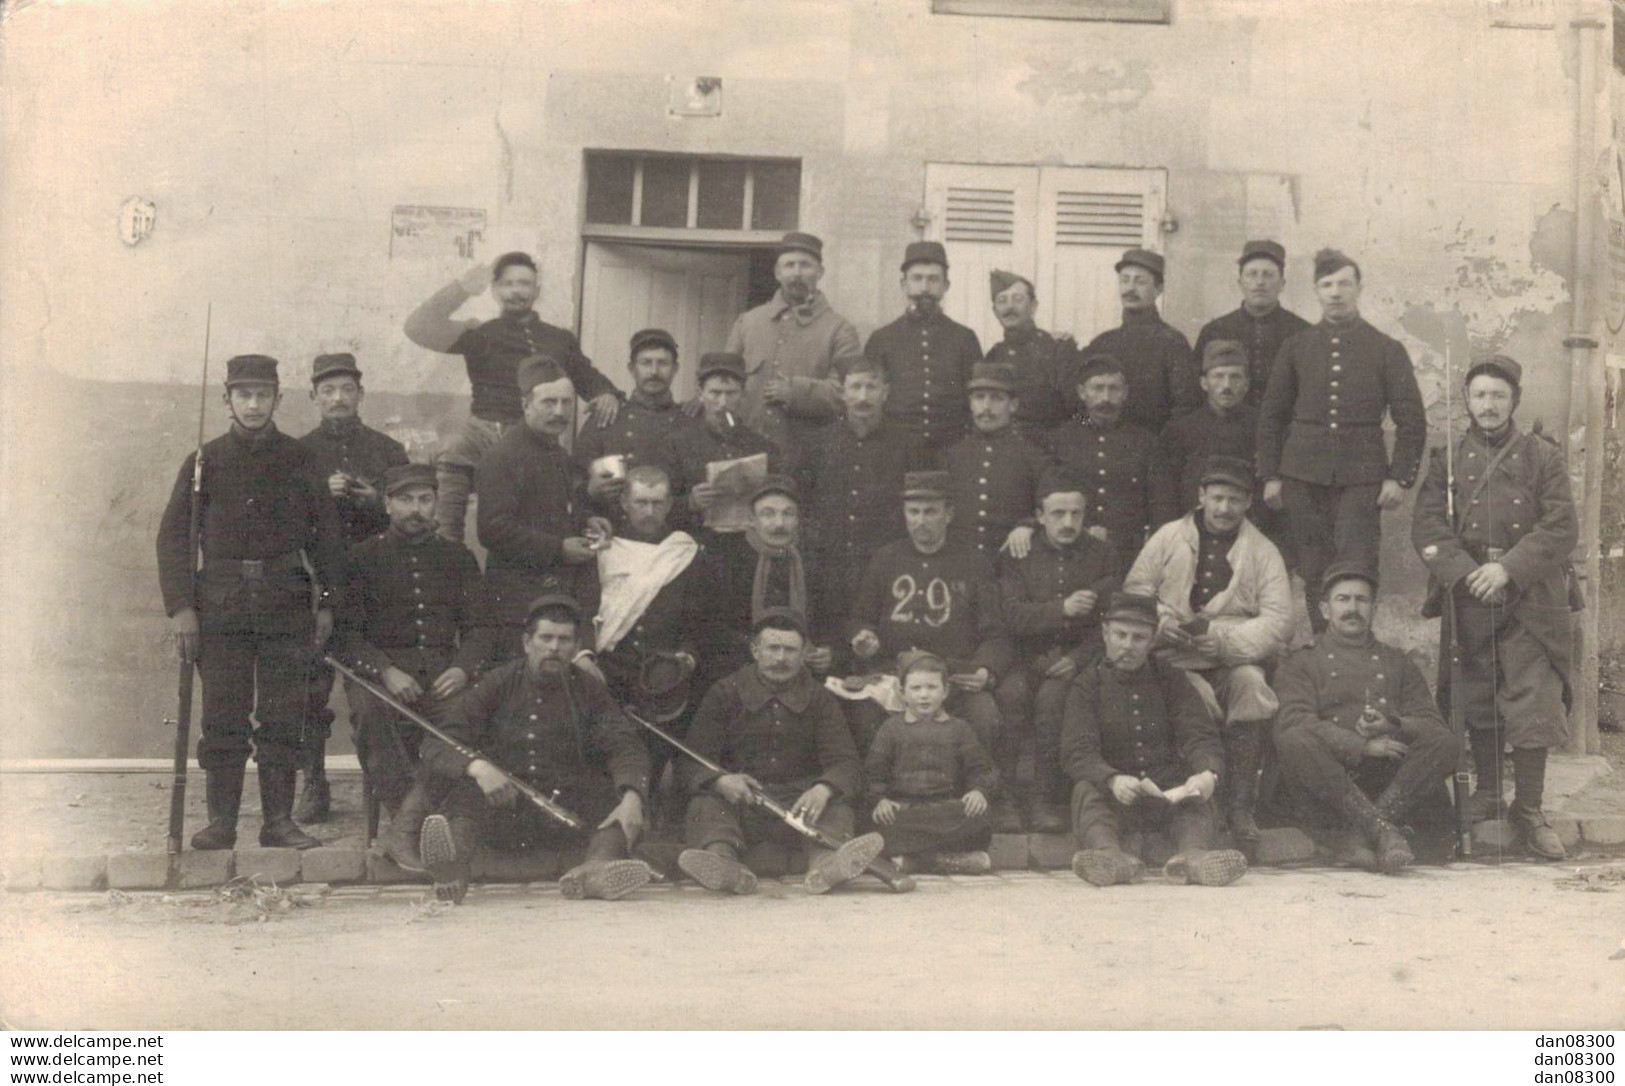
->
[726, 289, 862, 450]
[1123, 513, 1292, 669]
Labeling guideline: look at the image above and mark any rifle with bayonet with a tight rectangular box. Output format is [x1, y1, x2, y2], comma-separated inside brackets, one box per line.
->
[1442, 343, 1473, 859]
[622, 706, 914, 892]
[324, 655, 585, 831]
[165, 305, 211, 856]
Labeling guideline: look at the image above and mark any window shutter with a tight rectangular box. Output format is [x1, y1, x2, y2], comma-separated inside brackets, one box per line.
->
[1052, 189, 1147, 248]
[943, 186, 1018, 244]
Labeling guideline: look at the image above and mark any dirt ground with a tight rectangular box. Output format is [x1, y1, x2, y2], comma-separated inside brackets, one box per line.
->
[2, 860, 1622, 1031]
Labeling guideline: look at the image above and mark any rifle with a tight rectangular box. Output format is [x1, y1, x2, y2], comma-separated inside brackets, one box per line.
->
[166, 305, 211, 856]
[623, 707, 914, 892]
[324, 655, 585, 831]
[1441, 343, 1473, 859]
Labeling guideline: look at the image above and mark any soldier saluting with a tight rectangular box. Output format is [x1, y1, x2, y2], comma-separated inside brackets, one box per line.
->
[1412, 354, 1579, 860]
[156, 354, 346, 851]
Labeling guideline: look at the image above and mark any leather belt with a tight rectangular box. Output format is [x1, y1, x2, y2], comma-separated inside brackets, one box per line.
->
[204, 552, 306, 581]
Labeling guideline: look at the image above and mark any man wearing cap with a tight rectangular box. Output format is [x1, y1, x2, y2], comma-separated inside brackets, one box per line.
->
[1272, 564, 1461, 873]
[1121, 454, 1292, 855]
[1413, 354, 1578, 860]
[1190, 241, 1311, 411]
[997, 467, 1124, 832]
[1060, 592, 1248, 888]
[1258, 248, 1427, 634]
[938, 361, 1053, 559]
[661, 351, 781, 532]
[864, 241, 984, 450]
[1080, 248, 1198, 433]
[476, 356, 615, 662]
[294, 352, 410, 822]
[678, 608, 893, 897]
[418, 593, 655, 904]
[793, 357, 931, 637]
[721, 231, 863, 452]
[575, 328, 692, 518]
[404, 252, 622, 543]
[984, 270, 1079, 442]
[156, 354, 346, 851]
[334, 463, 496, 870]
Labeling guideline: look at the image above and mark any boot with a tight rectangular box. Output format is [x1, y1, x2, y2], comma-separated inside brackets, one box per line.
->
[1468, 728, 1507, 823]
[293, 752, 331, 824]
[190, 765, 245, 851]
[1510, 747, 1565, 860]
[1342, 782, 1411, 874]
[1510, 803, 1566, 861]
[677, 843, 758, 895]
[1222, 723, 1264, 859]
[258, 765, 322, 849]
[1029, 769, 1070, 834]
[374, 779, 430, 873]
[804, 832, 884, 895]
[1164, 848, 1248, 887]
[1071, 848, 1143, 887]
[931, 850, 993, 875]
[559, 859, 654, 901]
[420, 813, 471, 904]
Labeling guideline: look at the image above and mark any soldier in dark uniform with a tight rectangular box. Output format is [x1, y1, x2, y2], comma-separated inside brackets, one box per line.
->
[997, 467, 1123, 832]
[1060, 592, 1247, 888]
[575, 327, 692, 521]
[984, 269, 1079, 444]
[475, 356, 614, 662]
[1272, 563, 1462, 873]
[1412, 355, 1579, 859]
[1257, 248, 1427, 633]
[1159, 341, 1264, 517]
[334, 463, 495, 871]
[294, 352, 410, 823]
[156, 354, 345, 851]
[864, 241, 983, 451]
[418, 594, 654, 904]
[660, 352, 781, 532]
[937, 361, 1052, 559]
[1080, 249, 1199, 433]
[1188, 240, 1311, 411]
[403, 252, 623, 543]
[793, 357, 929, 637]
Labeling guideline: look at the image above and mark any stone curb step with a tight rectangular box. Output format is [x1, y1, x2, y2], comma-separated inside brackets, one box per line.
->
[4, 818, 1620, 892]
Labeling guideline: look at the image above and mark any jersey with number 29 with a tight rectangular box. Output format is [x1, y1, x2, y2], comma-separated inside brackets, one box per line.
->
[850, 538, 1012, 679]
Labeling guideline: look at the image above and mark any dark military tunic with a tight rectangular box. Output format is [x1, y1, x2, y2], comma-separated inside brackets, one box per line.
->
[1048, 417, 1177, 557]
[999, 533, 1122, 665]
[1190, 303, 1312, 411]
[475, 424, 586, 628]
[681, 665, 861, 797]
[1158, 403, 1260, 514]
[449, 311, 617, 424]
[1257, 316, 1426, 489]
[660, 418, 781, 532]
[1060, 656, 1223, 791]
[850, 538, 1012, 681]
[984, 325, 1080, 439]
[572, 390, 689, 480]
[1412, 424, 1579, 747]
[1081, 308, 1199, 433]
[865, 309, 983, 449]
[297, 417, 410, 545]
[937, 426, 1053, 558]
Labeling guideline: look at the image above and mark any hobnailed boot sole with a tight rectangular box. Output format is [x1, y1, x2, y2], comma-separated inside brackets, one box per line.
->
[1375, 827, 1415, 875]
[1071, 849, 1143, 887]
[931, 850, 993, 876]
[678, 849, 758, 895]
[558, 859, 653, 901]
[419, 815, 468, 905]
[1165, 849, 1248, 887]
[804, 832, 885, 895]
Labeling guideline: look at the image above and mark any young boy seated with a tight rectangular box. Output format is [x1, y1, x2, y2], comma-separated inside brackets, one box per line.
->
[865, 650, 1000, 875]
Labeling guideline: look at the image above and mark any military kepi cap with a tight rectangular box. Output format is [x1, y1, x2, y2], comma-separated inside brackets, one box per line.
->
[224, 354, 280, 387]
[990, 269, 1034, 298]
[750, 474, 798, 506]
[1199, 454, 1255, 493]
[902, 470, 952, 501]
[1201, 339, 1249, 372]
[1114, 248, 1165, 281]
[697, 351, 747, 384]
[382, 463, 437, 496]
[1313, 247, 1358, 281]
[901, 240, 949, 273]
[311, 352, 361, 384]
[630, 327, 679, 359]
[516, 354, 567, 395]
[1465, 354, 1522, 389]
[778, 232, 824, 260]
[1238, 240, 1286, 270]
[1103, 591, 1160, 628]
[526, 592, 583, 625]
[1320, 559, 1378, 598]
[966, 361, 1017, 394]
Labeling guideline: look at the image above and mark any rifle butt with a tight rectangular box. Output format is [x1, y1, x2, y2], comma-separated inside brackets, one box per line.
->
[166, 661, 196, 854]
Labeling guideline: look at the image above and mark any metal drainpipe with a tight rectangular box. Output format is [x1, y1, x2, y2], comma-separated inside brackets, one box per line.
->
[1566, 3, 1605, 755]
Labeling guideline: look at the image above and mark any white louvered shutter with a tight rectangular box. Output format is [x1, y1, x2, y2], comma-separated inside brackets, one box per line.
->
[1038, 167, 1166, 345]
[923, 164, 1039, 349]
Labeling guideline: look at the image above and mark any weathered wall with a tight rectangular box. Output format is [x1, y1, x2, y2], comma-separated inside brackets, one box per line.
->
[0, 0, 1594, 757]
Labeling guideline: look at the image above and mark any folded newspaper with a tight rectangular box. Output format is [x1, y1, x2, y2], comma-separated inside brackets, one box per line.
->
[703, 452, 769, 532]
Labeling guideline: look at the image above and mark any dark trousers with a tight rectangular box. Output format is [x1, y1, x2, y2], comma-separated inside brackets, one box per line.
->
[871, 798, 990, 858]
[438, 775, 626, 859]
[345, 672, 465, 808]
[684, 782, 854, 855]
[196, 576, 317, 771]
[1274, 721, 1460, 827]
[995, 665, 1073, 789]
[1072, 778, 1221, 856]
[1280, 479, 1381, 632]
[1450, 583, 1566, 750]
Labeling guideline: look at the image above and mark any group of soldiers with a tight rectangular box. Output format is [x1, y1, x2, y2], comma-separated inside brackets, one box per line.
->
[156, 232, 1581, 902]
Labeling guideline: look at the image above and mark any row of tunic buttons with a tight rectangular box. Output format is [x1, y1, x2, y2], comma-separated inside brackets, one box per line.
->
[1328, 335, 1342, 431]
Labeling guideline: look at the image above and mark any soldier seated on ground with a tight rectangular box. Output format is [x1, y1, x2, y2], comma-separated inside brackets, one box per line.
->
[865, 651, 999, 876]
[1060, 592, 1248, 889]
[418, 593, 655, 905]
[1271, 563, 1462, 874]
[676, 608, 891, 897]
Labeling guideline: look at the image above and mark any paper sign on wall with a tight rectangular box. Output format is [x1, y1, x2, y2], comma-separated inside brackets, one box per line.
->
[390, 205, 487, 261]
